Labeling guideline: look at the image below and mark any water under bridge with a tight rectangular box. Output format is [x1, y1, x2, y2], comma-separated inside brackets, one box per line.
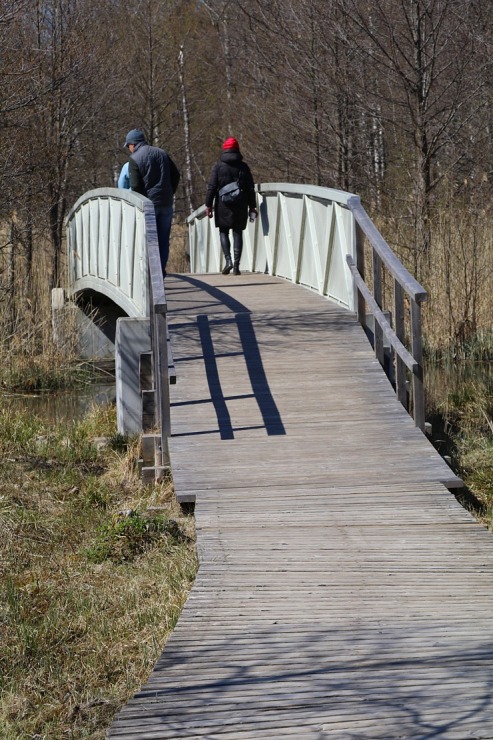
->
[63, 184, 493, 738]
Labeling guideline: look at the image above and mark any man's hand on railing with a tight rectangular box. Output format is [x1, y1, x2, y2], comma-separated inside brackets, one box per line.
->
[206, 207, 213, 218]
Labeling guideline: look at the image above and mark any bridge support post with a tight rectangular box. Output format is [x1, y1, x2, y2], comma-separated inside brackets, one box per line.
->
[115, 318, 151, 435]
[141, 433, 169, 484]
[116, 317, 172, 483]
[51, 288, 66, 347]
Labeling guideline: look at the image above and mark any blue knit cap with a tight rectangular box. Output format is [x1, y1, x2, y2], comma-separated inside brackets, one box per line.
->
[124, 129, 146, 148]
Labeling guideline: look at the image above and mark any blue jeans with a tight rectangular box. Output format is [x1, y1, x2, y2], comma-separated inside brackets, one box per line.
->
[154, 205, 173, 275]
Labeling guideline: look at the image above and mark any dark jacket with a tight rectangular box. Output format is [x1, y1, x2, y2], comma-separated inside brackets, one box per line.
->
[205, 151, 256, 231]
[129, 142, 180, 208]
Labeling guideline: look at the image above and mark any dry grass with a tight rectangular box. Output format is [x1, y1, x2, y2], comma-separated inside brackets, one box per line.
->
[0, 403, 197, 739]
[425, 372, 493, 527]
[377, 201, 493, 358]
[0, 217, 196, 738]
[168, 220, 190, 274]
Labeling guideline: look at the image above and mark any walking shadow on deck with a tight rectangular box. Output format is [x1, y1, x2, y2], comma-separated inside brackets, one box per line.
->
[168, 274, 286, 439]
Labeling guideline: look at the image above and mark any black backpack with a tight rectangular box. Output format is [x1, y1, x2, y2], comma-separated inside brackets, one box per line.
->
[218, 179, 242, 205]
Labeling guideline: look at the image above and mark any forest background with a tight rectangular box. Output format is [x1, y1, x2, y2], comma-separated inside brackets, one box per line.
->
[2, 3, 493, 734]
[1, 0, 493, 362]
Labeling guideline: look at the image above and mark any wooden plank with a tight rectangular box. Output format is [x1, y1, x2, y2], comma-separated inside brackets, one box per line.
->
[107, 274, 493, 739]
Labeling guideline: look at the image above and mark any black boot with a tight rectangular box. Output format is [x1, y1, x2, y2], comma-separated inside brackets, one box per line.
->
[222, 256, 233, 275]
[220, 233, 233, 274]
[233, 246, 242, 275]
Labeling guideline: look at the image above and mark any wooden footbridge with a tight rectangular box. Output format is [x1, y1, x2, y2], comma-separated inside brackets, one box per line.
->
[66, 184, 493, 738]
[107, 272, 493, 739]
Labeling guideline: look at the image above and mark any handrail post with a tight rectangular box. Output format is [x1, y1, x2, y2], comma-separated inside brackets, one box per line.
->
[372, 250, 385, 368]
[271, 193, 282, 275]
[251, 192, 260, 271]
[154, 307, 171, 462]
[355, 222, 366, 324]
[410, 299, 425, 431]
[394, 279, 407, 409]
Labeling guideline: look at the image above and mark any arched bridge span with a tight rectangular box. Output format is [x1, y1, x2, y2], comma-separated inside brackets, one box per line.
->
[66, 188, 152, 318]
[66, 187, 170, 479]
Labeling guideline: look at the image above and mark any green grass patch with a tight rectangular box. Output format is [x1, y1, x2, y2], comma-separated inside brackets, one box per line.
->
[426, 373, 493, 524]
[0, 404, 197, 738]
[85, 511, 191, 564]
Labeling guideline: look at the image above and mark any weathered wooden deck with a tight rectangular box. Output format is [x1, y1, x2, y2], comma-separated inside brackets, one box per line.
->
[108, 273, 493, 739]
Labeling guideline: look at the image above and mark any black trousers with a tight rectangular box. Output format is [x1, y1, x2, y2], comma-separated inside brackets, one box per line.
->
[220, 229, 243, 260]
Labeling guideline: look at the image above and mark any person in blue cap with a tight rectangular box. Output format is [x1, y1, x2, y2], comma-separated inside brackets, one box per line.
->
[124, 128, 180, 278]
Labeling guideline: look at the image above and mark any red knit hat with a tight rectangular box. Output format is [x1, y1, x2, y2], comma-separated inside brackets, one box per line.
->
[222, 137, 239, 151]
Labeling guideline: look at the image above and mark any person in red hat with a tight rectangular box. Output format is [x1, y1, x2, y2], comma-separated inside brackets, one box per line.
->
[205, 137, 257, 275]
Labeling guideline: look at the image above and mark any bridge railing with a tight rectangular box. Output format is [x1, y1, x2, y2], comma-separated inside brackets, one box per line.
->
[143, 200, 171, 470]
[346, 197, 427, 431]
[188, 183, 357, 310]
[66, 189, 171, 476]
[187, 183, 427, 430]
[66, 188, 150, 317]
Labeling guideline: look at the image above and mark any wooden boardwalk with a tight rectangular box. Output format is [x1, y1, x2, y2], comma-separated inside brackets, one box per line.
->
[108, 274, 493, 739]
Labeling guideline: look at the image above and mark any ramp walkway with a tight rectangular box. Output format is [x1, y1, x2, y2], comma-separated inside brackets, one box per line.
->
[107, 273, 493, 739]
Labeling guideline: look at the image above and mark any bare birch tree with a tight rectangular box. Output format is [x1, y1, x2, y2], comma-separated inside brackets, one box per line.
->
[338, 0, 490, 268]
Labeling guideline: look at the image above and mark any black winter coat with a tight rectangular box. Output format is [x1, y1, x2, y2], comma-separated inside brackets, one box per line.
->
[205, 151, 256, 231]
[129, 142, 180, 208]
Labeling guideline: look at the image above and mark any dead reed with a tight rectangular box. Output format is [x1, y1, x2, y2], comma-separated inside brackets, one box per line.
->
[378, 201, 493, 359]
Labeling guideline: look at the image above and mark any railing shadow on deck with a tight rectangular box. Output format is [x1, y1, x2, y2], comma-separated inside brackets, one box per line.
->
[187, 183, 428, 431]
[196, 313, 285, 439]
[167, 274, 286, 439]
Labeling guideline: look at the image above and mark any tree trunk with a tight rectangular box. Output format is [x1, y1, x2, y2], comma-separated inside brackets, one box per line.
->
[178, 46, 194, 214]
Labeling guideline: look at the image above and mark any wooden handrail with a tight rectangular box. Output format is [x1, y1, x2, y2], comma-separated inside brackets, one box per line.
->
[66, 188, 172, 480]
[346, 256, 418, 373]
[346, 198, 426, 431]
[347, 196, 428, 303]
[142, 201, 171, 468]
